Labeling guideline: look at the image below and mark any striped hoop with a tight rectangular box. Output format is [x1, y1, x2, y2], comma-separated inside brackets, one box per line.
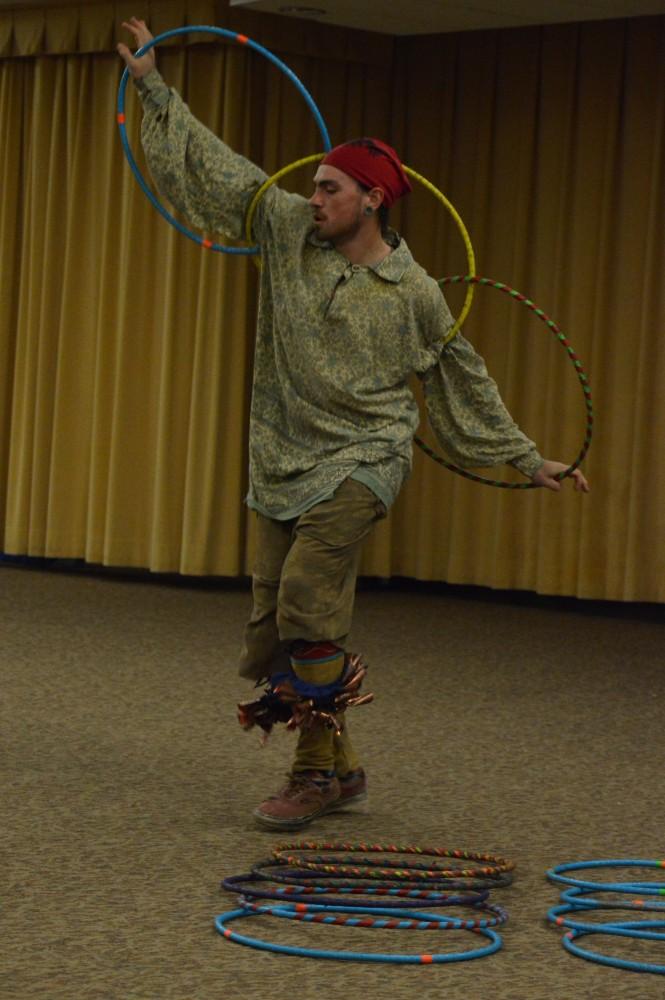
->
[414, 276, 593, 488]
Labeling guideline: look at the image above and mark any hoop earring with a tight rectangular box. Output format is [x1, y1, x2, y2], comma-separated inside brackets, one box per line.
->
[363, 206, 374, 216]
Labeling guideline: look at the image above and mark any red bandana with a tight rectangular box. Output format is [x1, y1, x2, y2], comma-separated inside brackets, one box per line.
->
[321, 138, 412, 209]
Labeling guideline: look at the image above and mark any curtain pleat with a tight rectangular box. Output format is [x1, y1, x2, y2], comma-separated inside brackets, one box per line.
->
[0, 5, 664, 601]
[381, 17, 665, 602]
[0, 1, 390, 63]
[0, 60, 23, 535]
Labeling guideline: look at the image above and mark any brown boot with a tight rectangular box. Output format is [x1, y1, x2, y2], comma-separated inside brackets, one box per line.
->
[253, 770, 341, 830]
[337, 768, 367, 807]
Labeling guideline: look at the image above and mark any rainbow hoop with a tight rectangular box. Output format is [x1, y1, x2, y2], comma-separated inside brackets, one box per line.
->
[117, 25, 332, 254]
[245, 156, 476, 345]
[414, 276, 594, 488]
[271, 842, 514, 881]
[246, 856, 514, 891]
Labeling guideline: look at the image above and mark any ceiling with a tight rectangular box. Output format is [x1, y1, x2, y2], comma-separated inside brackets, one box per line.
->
[0, 0, 662, 34]
[229, 0, 665, 35]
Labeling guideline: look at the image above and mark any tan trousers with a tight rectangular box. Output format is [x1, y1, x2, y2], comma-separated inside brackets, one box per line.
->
[238, 478, 386, 773]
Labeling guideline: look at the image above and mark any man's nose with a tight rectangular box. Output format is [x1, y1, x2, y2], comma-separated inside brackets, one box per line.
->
[309, 190, 322, 207]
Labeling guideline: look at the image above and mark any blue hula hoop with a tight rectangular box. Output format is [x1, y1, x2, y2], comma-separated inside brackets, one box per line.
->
[215, 904, 502, 963]
[562, 921, 665, 976]
[547, 859, 665, 975]
[117, 25, 332, 255]
[548, 859, 665, 895]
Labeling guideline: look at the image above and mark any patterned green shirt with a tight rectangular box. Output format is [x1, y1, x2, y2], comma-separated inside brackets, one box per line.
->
[136, 70, 543, 518]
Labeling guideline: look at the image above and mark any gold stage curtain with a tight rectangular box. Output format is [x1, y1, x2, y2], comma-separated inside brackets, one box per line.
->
[382, 18, 665, 602]
[0, 3, 663, 601]
[0, 1, 393, 576]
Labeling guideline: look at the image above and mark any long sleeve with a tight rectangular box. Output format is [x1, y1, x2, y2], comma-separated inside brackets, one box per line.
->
[134, 69, 267, 239]
[420, 333, 544, 478]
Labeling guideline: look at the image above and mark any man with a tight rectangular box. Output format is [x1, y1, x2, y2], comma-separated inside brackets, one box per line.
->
[118, 19, 589, 830]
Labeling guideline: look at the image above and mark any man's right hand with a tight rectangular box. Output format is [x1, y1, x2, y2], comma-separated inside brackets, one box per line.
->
[117, 17, 156, 79]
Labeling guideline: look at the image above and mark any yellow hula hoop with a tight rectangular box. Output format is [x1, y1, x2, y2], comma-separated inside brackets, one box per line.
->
[244, 155, 476, 345]
[403, 165, 476, 344]
[245, 153, 324, 263]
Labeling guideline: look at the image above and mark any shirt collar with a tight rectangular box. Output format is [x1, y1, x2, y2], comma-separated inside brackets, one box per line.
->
[306, 228, 413, 284]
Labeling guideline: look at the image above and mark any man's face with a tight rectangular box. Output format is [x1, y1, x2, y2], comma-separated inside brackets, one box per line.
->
[308, 164, 367, 243]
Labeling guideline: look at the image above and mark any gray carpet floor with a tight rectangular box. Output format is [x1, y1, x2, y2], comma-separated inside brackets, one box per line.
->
[2, 564, 664, 999]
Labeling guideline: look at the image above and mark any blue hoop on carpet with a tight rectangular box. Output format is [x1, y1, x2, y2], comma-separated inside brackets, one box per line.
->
[547, 859, 665, 975]
[215, 904, 502, 963]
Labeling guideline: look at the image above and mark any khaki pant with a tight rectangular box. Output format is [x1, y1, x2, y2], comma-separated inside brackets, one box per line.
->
[239, 478, 386, 680]
[238, 478, 386, 773]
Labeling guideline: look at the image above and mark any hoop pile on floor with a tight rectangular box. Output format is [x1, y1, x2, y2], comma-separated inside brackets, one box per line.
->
[547, 859, 665, 975]
[216, 842, 514, 964]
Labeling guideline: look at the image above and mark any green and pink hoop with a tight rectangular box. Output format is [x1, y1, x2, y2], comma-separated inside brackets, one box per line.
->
[414, 275, 594, 488]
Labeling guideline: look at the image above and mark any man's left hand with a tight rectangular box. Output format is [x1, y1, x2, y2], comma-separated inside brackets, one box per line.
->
[532, 460, 590, 493]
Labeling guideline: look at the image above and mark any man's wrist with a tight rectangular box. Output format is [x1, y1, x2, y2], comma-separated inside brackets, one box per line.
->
[133, 68, 170, 108]
[510, 451, 544, 479]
